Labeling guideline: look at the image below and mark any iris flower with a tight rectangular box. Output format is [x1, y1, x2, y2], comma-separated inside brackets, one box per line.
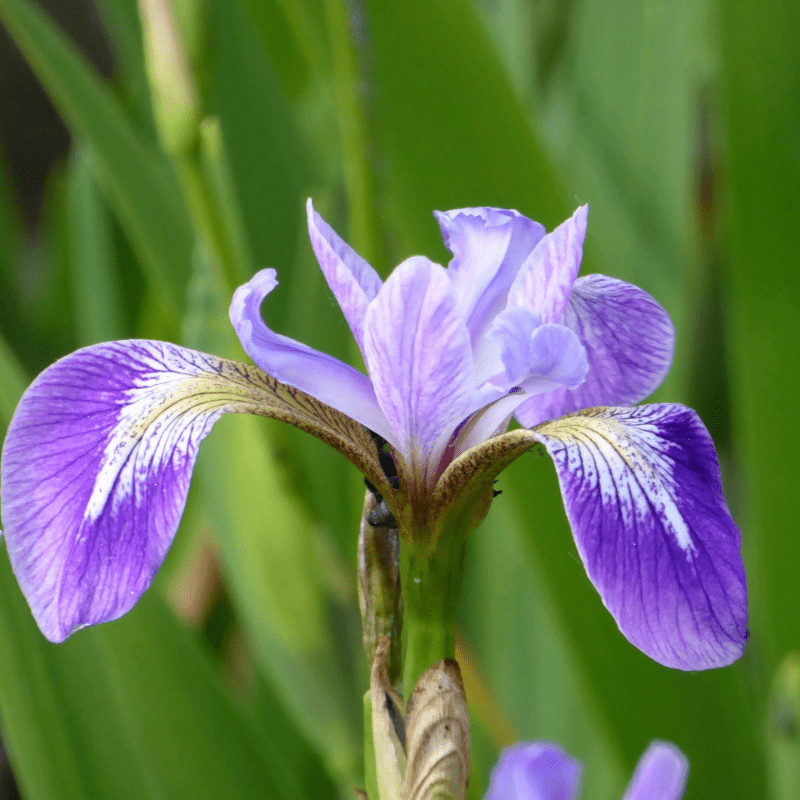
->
[485, 740, 688, 800]
[1, 201, 746, 670]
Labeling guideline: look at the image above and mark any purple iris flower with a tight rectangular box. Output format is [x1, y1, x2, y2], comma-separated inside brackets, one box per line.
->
[0, 201, 747, 670]
[484, 740, 689, 800]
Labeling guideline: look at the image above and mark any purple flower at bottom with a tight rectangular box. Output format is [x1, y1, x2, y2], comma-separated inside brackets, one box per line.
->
[485, 741, 688, 800]
[0, 201, 747, 670]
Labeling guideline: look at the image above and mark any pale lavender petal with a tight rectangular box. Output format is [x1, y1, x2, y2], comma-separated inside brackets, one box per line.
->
[306, 198, 383, 351]
[516, 275, 675, 427]
[457, 321, 588, 454]
[521, 325, 589, 394]
[435, 207, 546, 344]
[484, 742, 582, 800]
[623, 742, 688, 800]
[487, 309, 588, 393]
[507, 205, 588, 324]
[482, 307, 542, 386]
[1, 341, 241, 642]
[532, 405, 747, 670]
[230, 268, 394, 443]
[363, 256, 478, 485]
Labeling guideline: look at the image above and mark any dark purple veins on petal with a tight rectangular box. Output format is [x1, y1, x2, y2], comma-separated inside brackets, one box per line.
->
[533, 404, 747, 670]
[516, 275, 675, 428]
[1, 341, 237, 642]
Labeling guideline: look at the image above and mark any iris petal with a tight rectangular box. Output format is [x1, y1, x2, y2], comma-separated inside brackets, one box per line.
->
[363, 256, 478, 486]
[457, 321, 588, 455]
[306, 199, 383, 351]
[229, 268, 394, 443]
[532, 404, 747, 670]
[516, 275, 674, 427]
[435, 207, 546, 345]
[484, 742, 582, 800]
[1, 342, 250, 641]
[488, 309, 588, 393]
[0, 340, 389, 642]
[507, 205, 588, 325]
[623, 742, 688, 800]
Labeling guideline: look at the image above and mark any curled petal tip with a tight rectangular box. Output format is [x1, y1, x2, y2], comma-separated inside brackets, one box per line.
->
[230, 268, 392, 441]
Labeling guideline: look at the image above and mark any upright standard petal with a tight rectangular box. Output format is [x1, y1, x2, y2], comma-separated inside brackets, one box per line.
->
[623, 742, 688, 800]
[435, 207, 546, 344]
[484, 742, 582, 800]
[516, 275, 675, 427]
[306, 199, 383, 350]
[506, 205, 588, 325]
[532, 405, 747, 670]
[1, 341, 388, 642]
[230, 268, 394, 444]
[363, 256, 479, 487]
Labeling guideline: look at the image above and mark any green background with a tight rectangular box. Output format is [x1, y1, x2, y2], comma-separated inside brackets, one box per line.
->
[0, 0, 797, 797]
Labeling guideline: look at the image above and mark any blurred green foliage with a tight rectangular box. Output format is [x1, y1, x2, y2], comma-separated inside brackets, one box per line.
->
[0, 0, 796, 797]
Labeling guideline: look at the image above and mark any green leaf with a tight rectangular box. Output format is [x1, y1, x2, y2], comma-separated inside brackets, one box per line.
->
[207, 0, 314, 276]
[65, 147, 126, 344]
[534, 0, 698, 397]
[718, 0, 800, 678]
[0, 155, 21, 277]
[361, 0, 568, 264]
[241, 0, 327, 90]
[0, 0, 193, 314]
[0, 552, 306, 800]
[0, 161, 27, 406]
[0, 333, 27, 436]
[182, 243, 363, 783]
[767, 654, 800, 800]
[93, 0, 160, 142]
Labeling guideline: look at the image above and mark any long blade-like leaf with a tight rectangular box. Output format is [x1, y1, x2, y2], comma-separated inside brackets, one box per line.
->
[0, 0, 193, 314]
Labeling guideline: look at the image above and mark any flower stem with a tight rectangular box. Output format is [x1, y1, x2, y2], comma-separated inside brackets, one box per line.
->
[362, 691, 380, 800]
[400, 535, 466, 702]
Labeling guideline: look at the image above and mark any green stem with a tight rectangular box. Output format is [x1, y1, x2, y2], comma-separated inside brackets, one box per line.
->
[363, 691, 380, 800]
[400, 536, 466, 703]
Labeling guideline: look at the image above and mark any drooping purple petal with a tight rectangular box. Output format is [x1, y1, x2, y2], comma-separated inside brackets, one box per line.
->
[1, 341, 243, 642]
[532, 405, 747, 670]
[363, 256, 480, 486]
[516, 275, 675, 428]
[623, 742, 688, 800]
[484, 742, 582, 800]
[435, 207, 546, 345]
[506, 206, 588, 325]
[306, 199, 383, 351]
[229, 268, 394, 444]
